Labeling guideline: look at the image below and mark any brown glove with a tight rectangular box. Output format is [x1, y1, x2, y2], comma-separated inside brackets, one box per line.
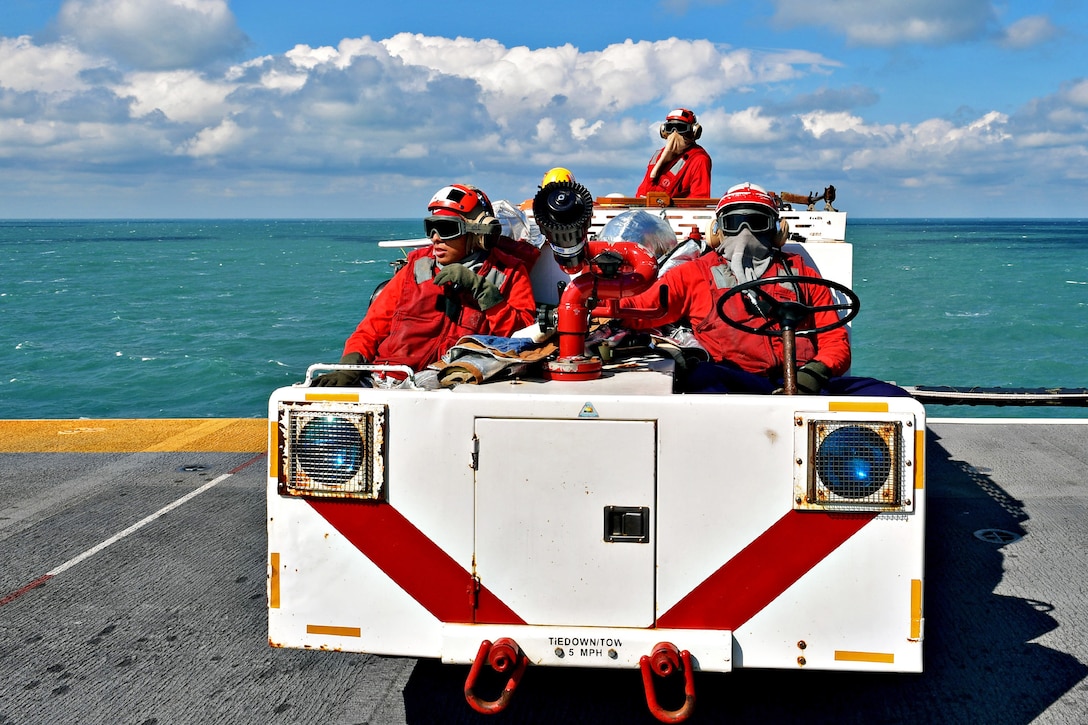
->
[795, 361, 832, 395]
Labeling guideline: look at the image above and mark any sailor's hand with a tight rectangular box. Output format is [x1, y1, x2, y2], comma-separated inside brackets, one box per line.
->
[795, 361, 832, 395]
[433, 263, 503, 311]
[312, 352, 365, 387]
[433, 262, 476, 288]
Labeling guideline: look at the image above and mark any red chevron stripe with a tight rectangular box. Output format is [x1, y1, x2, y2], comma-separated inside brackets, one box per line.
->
[312, 501, 872, 631]
[657, 510, 877, 630]
[309, 499, 525, 625]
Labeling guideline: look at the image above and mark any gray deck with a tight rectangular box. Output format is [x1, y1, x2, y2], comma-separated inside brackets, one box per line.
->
[1, 420, 1086, 724]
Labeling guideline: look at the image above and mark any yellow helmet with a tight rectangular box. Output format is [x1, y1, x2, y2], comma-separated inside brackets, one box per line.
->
[541, 167, 575, 187]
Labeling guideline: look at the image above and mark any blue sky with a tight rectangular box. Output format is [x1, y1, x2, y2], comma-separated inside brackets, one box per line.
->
[1, 0, 1085, 217]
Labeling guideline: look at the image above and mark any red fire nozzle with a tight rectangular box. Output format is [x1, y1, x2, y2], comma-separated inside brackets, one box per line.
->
[545, 240, 666, 380]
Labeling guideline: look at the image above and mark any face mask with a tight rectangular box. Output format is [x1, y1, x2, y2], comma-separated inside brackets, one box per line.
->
[718, 228, 775, 284]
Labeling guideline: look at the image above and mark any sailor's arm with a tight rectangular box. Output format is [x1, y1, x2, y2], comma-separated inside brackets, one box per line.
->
[617, 262, 705, 331]
[341, 264, 408, 360]
[804, 279, 852, 376]
[481, 263, 537, 336]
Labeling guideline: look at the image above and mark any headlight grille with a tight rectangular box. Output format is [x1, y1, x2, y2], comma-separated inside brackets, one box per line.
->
[278, 402, 386, 500]
[795, 416, 914, 513]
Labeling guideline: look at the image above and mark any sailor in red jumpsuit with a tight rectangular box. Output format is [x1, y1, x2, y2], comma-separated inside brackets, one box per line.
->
[622, 182, 907, 396]
[313, 184, 536, 386]
[636, 108, 712, 200]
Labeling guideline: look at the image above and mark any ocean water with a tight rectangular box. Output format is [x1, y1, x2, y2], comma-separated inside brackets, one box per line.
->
[2, 218, 1085, 420]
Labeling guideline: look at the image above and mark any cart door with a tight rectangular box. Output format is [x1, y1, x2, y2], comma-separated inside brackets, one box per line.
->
[474, 418, 656, 627]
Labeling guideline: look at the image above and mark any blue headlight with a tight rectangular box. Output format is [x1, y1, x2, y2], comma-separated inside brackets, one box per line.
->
[815, 425, 892, 499]
[297, 415, 364, 487]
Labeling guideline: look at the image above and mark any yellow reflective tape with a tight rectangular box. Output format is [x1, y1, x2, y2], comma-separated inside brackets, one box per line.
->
[269, 552, 280, 609]
[828, 401, 889, 412]
[307, 624, 362, 638]
[835, 650, 895, 664]
[304, 393, 360, 403]
[268, 420, 279, 480]
[911, 578, 924, 640]
[915, 428, 925, 489]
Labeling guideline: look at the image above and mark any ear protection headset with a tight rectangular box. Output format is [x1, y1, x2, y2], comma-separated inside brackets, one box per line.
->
[462, 185, 502, 246]
[659, 108, 703, 140]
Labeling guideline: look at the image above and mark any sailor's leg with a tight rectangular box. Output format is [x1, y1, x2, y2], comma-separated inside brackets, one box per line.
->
[825, 376, 912, 397]
[683, 361, 776, 394]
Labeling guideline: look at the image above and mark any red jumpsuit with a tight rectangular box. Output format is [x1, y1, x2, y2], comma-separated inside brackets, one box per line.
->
[621, 251, 850, 377]
[343, 244, 536, 372]
[636, 144, 712, 199]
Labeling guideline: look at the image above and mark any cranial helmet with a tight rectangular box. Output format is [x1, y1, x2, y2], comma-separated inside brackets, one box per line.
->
[715, 182, 778, 217]
[659, 108, 702, 140]
[428, 184, 495, 220]
[541, 167, 575, 187]
[426, 184, 501, 245]
[715, 183, 781, 239]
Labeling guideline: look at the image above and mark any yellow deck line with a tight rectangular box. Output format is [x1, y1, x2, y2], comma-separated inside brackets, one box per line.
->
[0, 419, 267, 453]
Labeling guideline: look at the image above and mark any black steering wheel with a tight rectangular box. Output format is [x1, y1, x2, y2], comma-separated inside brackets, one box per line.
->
[714, 275, 860, 395]
[715, 275, 859, 336]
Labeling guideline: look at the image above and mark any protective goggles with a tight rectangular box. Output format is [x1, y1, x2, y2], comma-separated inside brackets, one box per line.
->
[662, 121, 694, 135]
[718, 210, 776, 234]
[424, 215, 469, 240]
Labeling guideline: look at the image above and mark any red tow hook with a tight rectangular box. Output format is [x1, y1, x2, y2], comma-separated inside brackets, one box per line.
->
[463, 638, 529, 715]
[640, 642, 696, 723]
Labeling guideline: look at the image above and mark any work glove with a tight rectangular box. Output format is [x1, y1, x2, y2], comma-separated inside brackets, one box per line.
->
[312, 351, 365, 387]
[795, 361, 832, 395]
[433, 263, 503, 311]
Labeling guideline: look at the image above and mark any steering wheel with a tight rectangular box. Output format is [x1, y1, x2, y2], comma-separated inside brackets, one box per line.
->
[715, 275, 860, 395]
[715, 275, 859, 336]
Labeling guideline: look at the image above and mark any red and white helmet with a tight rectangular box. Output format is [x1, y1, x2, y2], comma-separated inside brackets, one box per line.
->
[427, 184, 494, 221]
[715, 182, 778, 217]
[666, 108, 697, 125]
[660, 108, 702, 139]
[715, 183, 779, 235]
[425, 183, 500, 244]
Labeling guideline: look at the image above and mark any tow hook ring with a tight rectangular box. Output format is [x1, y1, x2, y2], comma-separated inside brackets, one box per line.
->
[640, 642, 696, 723]
[464, 638, 528, 715]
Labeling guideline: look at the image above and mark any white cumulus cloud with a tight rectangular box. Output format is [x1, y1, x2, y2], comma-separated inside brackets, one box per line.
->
[998, 15, 1059, 49]
[56, 0, 248, 70]
[182, 118, 248, 157]
[770, 0, 996, 46]
[112, 70, 240, 124]
[0, 35, 104, 93]
[0, 21, 1086, 217]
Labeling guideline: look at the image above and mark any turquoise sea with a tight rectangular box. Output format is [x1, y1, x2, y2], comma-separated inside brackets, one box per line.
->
[2, 218, 1086, 419]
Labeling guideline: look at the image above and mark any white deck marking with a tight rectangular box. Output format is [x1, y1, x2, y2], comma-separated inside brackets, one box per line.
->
[47, 472, 231, 576]
[0, 453, 264, 605]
